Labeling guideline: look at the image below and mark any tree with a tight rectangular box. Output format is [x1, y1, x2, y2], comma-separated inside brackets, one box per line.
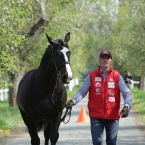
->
[0, 0, 96, 106]
[82, 0, 119, 73]
[111, 0, 145, 90]
[0, 0, 33, 105]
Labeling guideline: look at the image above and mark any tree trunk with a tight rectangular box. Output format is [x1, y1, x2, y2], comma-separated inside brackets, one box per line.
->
[139, 76, 145, 91]
[9, 71, 25, 106]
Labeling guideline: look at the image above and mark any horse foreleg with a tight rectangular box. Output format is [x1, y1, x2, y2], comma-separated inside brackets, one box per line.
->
[26, 115, 40, 145]
[44, 121, 51, 145]
[50, 113, 61, 145]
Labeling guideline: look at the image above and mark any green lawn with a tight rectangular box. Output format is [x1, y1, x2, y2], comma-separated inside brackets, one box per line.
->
[0, 101, 23, 130]
[0, 101, 23, 140]
[131, 88, 145, 124]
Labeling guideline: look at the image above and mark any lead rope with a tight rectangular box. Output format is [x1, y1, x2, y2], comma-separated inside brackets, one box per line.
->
[61, 107, 72, 124]
[60, 84, 72, 124]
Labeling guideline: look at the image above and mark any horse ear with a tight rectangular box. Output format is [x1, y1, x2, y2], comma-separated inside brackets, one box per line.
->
[46, 33, 57, 45]
[64, 32, 70, 44]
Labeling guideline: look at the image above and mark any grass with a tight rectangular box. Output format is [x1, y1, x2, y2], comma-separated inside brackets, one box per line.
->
[0, 101, 23, 140]
[131, 87, 145, 125]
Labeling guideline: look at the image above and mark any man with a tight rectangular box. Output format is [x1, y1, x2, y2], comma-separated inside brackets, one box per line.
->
[123, 71, 133, 89]
[66, 50, 132, 145]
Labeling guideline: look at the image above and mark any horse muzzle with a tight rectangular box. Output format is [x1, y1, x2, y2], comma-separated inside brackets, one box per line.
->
[62, 73, 73, 84]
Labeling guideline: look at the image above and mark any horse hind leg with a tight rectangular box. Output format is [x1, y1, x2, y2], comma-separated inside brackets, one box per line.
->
[18, 108, 40, 145]
[44, 121, 51, 145]
[18, 107, 32, 137]
[49, 114, 61, 145]
[26, 115, 40, 145]
[18, 106, 28, 126]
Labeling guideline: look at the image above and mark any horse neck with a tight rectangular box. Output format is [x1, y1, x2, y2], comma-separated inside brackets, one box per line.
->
[35, 60, 58, 90]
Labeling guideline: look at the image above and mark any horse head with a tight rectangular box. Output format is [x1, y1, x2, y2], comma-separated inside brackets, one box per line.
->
[46, 32, 73, 84]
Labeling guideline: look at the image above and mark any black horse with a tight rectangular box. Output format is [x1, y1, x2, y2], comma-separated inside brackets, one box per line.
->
[16, 32, 73, 145]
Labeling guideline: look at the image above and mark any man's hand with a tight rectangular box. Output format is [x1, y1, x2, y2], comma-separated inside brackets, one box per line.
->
[65, 100, 74, 109]
[120, 106, 129, 118]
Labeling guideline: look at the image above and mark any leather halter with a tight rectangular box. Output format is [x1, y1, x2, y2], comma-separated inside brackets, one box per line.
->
[50, 44, 70, 74]
[49, 44, 69, 107]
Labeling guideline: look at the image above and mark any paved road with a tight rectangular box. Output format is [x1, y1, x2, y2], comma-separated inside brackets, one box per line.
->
[5, 97, 145, 145]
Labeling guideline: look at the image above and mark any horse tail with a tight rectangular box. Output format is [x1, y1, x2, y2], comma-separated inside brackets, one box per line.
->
[36, 121, 45, 132]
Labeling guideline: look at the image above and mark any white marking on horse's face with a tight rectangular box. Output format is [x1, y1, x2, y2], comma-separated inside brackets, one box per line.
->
[61, 47, 73, 80]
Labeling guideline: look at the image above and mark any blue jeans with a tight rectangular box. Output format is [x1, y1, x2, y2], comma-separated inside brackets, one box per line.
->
[90, 118, 119, 145]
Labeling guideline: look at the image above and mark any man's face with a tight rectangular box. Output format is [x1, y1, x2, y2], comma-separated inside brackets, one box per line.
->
[99, 55, 113, 69]
[127, 72, 130, 76]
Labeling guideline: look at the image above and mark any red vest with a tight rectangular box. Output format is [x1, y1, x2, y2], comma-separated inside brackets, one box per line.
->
[88, 66, 120, 120]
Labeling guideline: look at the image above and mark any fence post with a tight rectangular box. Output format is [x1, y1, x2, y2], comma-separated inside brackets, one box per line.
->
[67, 78, 79, 91]
[0, 88, 9, 101]
[130, 80, 140, 89]
[130, 80, 134, 89]
[0, 89, 4, 101]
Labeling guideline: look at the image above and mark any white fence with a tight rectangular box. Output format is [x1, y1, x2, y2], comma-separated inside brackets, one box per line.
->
[0, 79, 79, 100]
[0, 88, 9, 101]
[0, 79, 140, 100]
[66, 78, 79, 91]
[130, 80, 140, 89]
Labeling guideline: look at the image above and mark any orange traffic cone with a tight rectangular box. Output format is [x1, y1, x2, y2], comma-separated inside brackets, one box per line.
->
[76, 106, 89, 123]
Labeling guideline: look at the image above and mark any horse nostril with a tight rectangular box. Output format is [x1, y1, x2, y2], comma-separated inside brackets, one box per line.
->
[63, 75, 68, 79]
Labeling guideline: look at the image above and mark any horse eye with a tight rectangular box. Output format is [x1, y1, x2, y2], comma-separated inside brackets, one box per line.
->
[55, 49, 60, 55]
[66, 51, 71, 57]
